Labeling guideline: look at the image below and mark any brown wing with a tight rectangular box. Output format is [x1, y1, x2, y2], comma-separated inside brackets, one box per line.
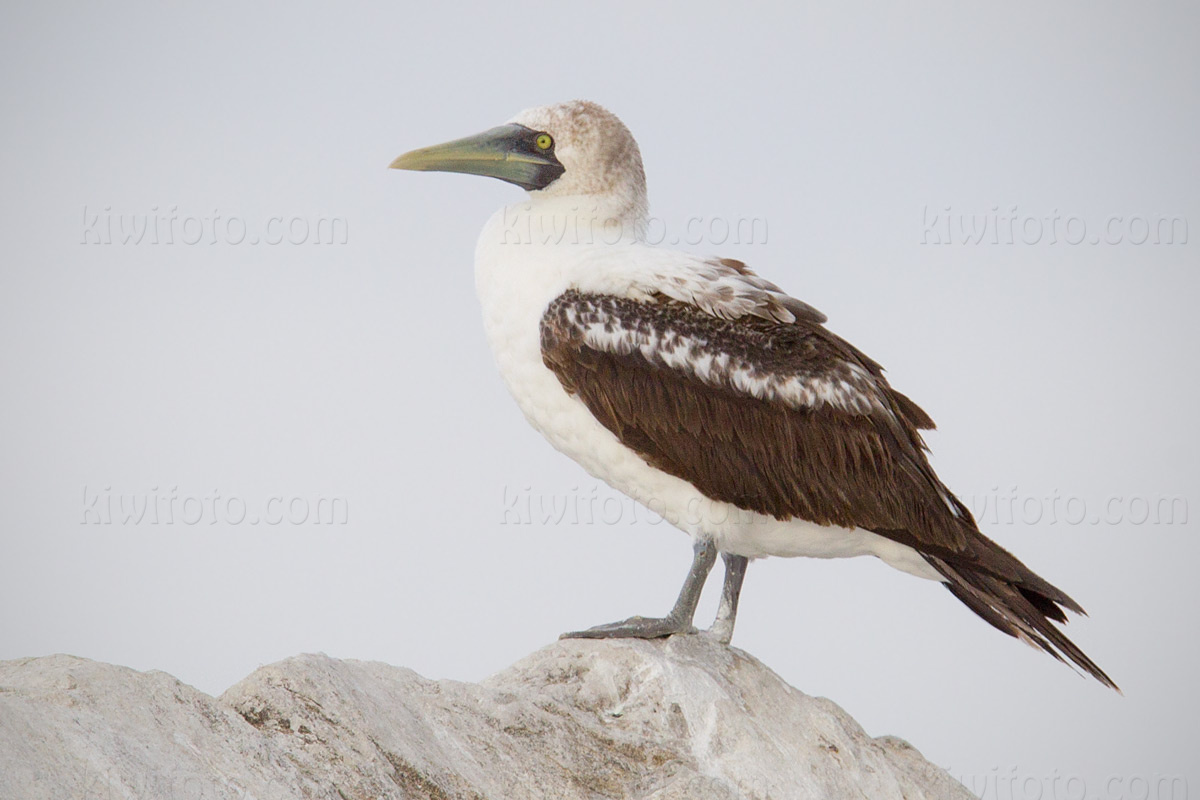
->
[540, 289, 1116, 689]
[541, 290, 968, 546]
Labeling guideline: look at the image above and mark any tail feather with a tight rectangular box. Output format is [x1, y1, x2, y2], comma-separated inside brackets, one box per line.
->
[929, 556, 1119, 692]
[1018, 586, 1068, 624]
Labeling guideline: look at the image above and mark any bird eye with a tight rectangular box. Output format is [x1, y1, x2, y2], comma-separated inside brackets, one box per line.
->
[535, 133, 553, 150]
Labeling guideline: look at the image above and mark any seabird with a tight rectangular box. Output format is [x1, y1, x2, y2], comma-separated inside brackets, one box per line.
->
[390, 100, 1116, 689]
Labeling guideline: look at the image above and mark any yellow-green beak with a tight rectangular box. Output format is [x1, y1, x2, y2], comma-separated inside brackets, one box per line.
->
[389, 123, 564, 191]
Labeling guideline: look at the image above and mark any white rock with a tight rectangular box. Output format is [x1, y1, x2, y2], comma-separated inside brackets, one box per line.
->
[0, 637, 973, 799]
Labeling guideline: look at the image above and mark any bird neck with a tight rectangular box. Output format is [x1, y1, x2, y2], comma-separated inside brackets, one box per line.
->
[509, 192, 649, 245]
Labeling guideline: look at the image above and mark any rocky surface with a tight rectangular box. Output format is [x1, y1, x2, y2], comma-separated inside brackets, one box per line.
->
[0, 636, 973, 799]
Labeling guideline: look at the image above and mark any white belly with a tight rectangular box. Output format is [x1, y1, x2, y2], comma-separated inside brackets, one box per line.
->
[473, 205, 940, 582]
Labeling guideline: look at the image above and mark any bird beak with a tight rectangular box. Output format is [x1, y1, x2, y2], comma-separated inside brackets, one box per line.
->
[388, 123, 565, 191]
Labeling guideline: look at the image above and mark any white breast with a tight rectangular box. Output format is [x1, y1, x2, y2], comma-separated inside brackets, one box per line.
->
[472, 203, 940, 582]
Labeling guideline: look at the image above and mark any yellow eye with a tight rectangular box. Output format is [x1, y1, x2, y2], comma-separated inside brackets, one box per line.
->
[535, 133, 553, 150]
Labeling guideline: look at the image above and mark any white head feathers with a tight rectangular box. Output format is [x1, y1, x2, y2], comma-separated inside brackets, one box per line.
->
[509, 100, 648, 224]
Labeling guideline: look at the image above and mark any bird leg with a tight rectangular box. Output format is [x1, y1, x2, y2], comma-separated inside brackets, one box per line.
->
[561, 538, 718, 640]
[705, 553, 748, 644]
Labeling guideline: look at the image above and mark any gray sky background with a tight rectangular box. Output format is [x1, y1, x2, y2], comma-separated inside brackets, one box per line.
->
[2, 1, 1197, 794]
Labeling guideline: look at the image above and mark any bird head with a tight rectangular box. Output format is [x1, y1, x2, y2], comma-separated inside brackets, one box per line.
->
[390, 100, 647, 221]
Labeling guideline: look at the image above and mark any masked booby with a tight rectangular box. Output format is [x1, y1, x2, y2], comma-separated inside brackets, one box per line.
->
[389, 100, 1116, 690]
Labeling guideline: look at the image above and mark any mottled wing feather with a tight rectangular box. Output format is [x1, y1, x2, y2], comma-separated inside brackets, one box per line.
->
[579, 255, 829, 327]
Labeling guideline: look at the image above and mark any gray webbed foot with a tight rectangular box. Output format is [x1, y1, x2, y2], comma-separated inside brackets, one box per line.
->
[560, 615, 698, 640]
[560, 539, 717, 642]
